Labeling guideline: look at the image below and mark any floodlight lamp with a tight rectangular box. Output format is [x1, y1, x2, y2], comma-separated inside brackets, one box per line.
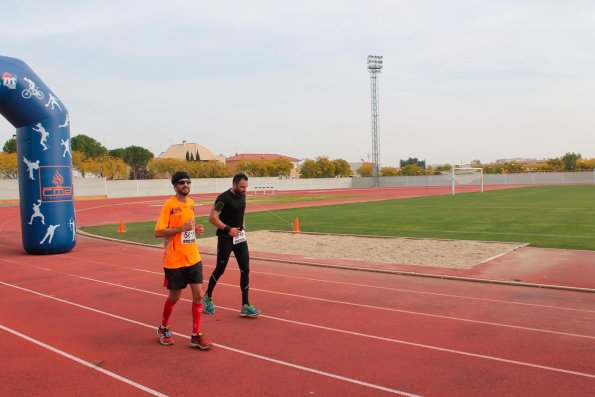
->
[367, 55, 383, 71]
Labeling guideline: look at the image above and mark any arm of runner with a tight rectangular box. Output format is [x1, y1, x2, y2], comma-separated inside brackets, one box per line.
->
[155, 218, 194, 238]
[209, 201, 239, 237]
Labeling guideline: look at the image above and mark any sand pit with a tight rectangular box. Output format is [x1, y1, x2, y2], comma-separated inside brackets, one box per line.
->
[198, 231, 525, 269]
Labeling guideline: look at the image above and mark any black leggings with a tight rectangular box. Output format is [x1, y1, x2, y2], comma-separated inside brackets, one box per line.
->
[206, 237, 250, 305]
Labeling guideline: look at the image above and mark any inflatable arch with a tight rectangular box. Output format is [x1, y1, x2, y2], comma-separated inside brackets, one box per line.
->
[0, 56, 76, 254]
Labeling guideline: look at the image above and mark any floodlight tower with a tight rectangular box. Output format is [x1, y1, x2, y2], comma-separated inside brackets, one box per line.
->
[367, 55, 383, 187]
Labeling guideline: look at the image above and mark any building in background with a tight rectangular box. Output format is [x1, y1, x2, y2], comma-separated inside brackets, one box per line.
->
[158, 141, 225, 164]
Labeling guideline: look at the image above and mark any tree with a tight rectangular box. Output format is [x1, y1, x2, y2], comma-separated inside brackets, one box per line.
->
[0, 152, 18, 178]
[110, 146, 154, 179]
[149, 158, 187, 179]
[299, 159, 319, 178]
[235, 160, 268, 177]
[71, 134, 108, 159]
[185, 151, 190, 161]
[545, 158, 563, 171]
[400, 164, 425, 176]
[381, 167, 399, 176]
[400, 157, 425, 169]
[562, 152, 581, 171]
[316, 156, 335, 177]
[195, 150, 200, 161]
[86, 156, 128, 180]
[71, 150, 93, 177]
[2, 138, 17, 153]
[356, 164, 373, 177]
[332, 159, 352, 177]
[189, 161, 232, 178]
[267, 158, 293, 177]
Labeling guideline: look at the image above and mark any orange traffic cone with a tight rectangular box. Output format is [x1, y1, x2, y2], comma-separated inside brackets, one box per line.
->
[118, 218, 126, 233]
[293, 216, 300, 233]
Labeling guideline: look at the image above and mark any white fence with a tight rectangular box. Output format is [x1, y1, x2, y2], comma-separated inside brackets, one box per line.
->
[1, 171, 593, 201]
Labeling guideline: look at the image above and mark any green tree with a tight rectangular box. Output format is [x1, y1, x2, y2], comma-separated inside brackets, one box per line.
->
[185, 151, 190, 161]
[2, 138, 17, 153]
[299, 159, 319, 178]
[195, 151, 200, 161]
[400, 157, 425, 169]
[71, 134, 108, 159]
[562, 152, 581, 171]
[332, 159, 352, 177]
[110, 145, 154, 179]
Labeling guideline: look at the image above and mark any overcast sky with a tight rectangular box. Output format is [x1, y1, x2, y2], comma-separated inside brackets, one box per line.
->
[2, 0, 594, 166]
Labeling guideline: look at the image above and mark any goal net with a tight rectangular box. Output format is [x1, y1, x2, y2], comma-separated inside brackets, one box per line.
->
[446, 167, 484, 195]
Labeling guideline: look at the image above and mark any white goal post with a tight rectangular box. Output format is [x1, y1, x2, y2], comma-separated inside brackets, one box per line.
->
[451, 167, 484, 195]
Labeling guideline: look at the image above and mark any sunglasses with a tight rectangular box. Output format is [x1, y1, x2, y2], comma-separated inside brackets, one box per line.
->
[177, 179, 192, 185]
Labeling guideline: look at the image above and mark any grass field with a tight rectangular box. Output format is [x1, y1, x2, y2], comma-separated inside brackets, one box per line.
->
[80, 185, 595, 250]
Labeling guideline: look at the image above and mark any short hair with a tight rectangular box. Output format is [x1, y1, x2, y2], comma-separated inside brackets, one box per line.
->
[233, 173, 248, 185]
[171, 170, 190, 185]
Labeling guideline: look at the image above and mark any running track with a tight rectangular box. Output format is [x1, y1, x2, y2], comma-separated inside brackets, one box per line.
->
[1, 187, 594, 396]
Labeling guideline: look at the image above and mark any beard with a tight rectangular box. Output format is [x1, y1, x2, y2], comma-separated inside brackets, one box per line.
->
[233, 187, 245, 196]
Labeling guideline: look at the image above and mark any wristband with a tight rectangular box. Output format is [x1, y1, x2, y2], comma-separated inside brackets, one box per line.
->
[223, 225, 231, 234]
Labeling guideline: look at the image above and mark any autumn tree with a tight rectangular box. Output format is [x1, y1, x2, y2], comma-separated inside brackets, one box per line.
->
[0, 152, 18, 178]
[235, 160, 269, 177]
[86, 156, 128, 180]
[381, 167, 398, 176]
[356, 164, 373, 177]
[149, 158, 188, 179]
[299, 159, 319, 178]
[71, 150, 93, 177]
[332, 159, 352, 177]
[267, 158, 293, 177]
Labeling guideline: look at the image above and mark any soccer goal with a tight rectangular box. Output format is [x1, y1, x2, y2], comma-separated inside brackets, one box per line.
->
[450, 167, 484, 195]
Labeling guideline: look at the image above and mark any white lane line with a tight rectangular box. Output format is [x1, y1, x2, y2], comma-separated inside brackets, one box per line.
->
[133, 268, 595, 340]
[1, 257, 593, 339]
[13, 271, 595, 380]
[0, 324, 168, 397]
[236, 268, 595, 314]
[115, 250, 595, 314]
[0, 281, 420, 397]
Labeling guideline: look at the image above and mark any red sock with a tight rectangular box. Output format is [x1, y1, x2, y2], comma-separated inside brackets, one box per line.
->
[192, 302, 203, 335]
[161, 298, 176, 327]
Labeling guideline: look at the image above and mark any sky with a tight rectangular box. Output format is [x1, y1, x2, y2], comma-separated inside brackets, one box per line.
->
[1, 0, 594, 166]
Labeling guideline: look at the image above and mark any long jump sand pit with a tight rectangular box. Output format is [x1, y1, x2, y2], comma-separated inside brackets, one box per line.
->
[198, 231, 526, 269]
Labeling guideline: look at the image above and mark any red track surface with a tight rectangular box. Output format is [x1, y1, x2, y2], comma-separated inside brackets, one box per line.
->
[1, 187, 594, 396]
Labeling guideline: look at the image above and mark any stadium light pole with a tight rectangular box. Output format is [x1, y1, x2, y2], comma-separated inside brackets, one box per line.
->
[367, 55, 383, 187]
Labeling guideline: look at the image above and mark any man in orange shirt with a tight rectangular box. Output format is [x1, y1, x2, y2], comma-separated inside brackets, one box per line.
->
[155, 171, 212, 350]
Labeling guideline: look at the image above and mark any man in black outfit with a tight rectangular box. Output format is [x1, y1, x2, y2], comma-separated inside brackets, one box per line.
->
[203, 173, 261, 317]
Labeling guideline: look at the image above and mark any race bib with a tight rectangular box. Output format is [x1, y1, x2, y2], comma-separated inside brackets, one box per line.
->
[181, 229, 196, 244]
[233, 230, 247, 245]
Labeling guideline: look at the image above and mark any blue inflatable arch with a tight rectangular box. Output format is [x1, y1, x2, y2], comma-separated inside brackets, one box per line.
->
[0, 56, 76, 254]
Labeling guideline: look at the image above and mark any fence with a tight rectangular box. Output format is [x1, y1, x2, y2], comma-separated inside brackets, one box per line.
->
[0, 171, 593, 201]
